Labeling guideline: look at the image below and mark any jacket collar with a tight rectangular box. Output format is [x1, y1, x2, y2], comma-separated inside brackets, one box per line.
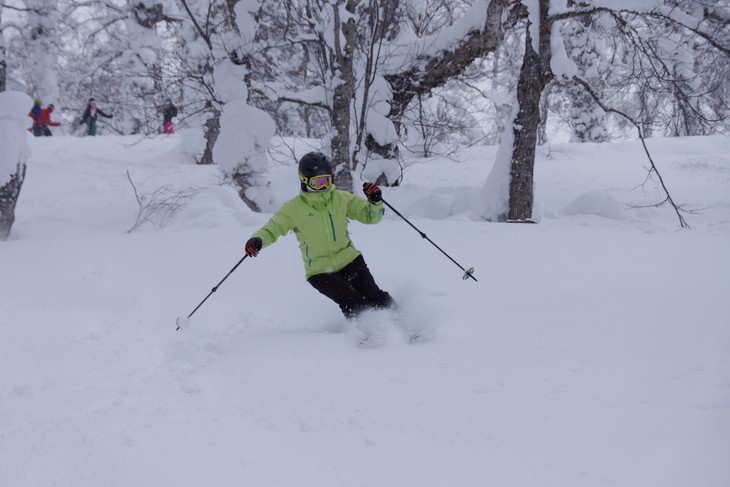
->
[299, 185, 335, 206]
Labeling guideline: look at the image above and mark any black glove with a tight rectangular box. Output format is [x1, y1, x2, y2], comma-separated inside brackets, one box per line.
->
[245, 237, 262, 257]
[363, 182, 382, 203]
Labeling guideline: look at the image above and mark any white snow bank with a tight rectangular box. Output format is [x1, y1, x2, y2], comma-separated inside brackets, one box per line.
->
[562, 191, 626, 220]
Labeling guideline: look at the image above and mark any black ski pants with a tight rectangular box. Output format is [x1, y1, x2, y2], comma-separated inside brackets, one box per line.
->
[307, 254, 394, 320]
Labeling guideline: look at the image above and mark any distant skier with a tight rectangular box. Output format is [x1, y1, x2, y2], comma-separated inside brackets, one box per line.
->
[37, 104, 61, 136]
[28, 98, 43, 136]
[162, 98, 177, 134]
[80, 98, 113, 136]
[245, 151, 395, 321]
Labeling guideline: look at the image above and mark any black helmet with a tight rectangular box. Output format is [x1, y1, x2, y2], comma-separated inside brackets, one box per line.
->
[298, 152, 332, 177]
[298, 152, 333, 192]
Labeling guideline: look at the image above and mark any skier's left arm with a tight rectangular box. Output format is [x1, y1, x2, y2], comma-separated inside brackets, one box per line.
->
[346, 183, 384, 224]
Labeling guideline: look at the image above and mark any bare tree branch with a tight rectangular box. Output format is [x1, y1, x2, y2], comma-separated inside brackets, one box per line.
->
[178, 0, 213, 51]
[573, 77, 692, 228]
[277, 96, 331, 112]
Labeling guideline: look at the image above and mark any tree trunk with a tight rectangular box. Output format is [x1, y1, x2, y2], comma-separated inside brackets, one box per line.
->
[509, 42, 541, 221]
[0, 8, 5, 93]
[200, 107, 220, 165]
[329, 0, 357, 191]
[229, 171, 262, 212]
[331, 79, 353, 189]
[0, 163, 27, 240]
[508, 0, 553, 221]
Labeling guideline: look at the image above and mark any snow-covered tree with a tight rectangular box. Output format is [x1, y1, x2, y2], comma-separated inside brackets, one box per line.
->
[479, 0, 730, 224]
[380, 0, 510, 156]
[246, 0, 507, 190]
[177, 0, 275, 210]
[116, 1, 178, 133]
[248, 0, 361, 190]
[0, 91, 32, 240]
[553, 12, 609, 143]
[3, 0, 727, 226]
[24, 0, 60, 104]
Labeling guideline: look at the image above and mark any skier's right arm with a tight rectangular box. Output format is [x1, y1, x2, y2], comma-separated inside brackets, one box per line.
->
[247, 206, 294, 256]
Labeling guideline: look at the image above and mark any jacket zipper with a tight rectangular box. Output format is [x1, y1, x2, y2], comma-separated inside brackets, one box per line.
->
[328, 212, 336, 242]
[319, 209, 336, 270]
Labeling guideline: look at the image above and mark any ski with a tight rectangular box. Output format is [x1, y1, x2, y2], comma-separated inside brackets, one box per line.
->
[357, 331, 426, 347]
[408, 332, 425, 344]
[358, 334, 384, 348]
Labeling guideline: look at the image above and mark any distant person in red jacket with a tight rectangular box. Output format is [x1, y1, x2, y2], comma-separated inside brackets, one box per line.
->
[37, 104, 61, 136]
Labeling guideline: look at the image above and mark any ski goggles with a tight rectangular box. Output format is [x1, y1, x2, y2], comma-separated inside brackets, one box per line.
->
[299, 173, 333, 191]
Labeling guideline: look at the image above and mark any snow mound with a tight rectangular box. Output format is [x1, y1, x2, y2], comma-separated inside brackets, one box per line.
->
[562, 191, 626, 220]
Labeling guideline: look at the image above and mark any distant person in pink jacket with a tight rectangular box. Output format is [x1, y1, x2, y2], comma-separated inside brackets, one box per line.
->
[162, 98, 177, 134]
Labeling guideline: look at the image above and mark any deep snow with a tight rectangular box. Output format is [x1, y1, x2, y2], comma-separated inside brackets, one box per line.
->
[1, 133, 729, 487]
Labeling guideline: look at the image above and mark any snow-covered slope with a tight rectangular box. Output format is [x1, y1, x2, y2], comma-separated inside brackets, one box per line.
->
[1, 133, 729, 486]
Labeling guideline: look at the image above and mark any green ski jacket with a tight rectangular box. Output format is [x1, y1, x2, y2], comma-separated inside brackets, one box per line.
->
[251, 186, 385, 279]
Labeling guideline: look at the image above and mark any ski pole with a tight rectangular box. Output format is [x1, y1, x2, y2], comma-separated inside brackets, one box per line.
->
[381, 198, 477, 282]
[176, 254, 248, 330]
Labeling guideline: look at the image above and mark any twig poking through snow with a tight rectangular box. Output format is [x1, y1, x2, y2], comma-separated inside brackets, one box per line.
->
[126, 170, 200, 233]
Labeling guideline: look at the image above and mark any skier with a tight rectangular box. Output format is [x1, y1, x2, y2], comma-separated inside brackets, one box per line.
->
[28, 98, 43, 136]
[37, 104, 61, 136]
[80, 98, 113, 136]
[245, 151, 395, 322]
[162, 98, 177, 134]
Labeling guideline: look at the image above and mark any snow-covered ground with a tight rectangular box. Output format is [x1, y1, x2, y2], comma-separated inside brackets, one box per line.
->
[1, 133, 729, 487]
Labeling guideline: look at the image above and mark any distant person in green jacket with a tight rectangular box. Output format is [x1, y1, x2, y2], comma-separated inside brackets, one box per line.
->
[81, 98, 113, 136]
[245, 151, 394, 320]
